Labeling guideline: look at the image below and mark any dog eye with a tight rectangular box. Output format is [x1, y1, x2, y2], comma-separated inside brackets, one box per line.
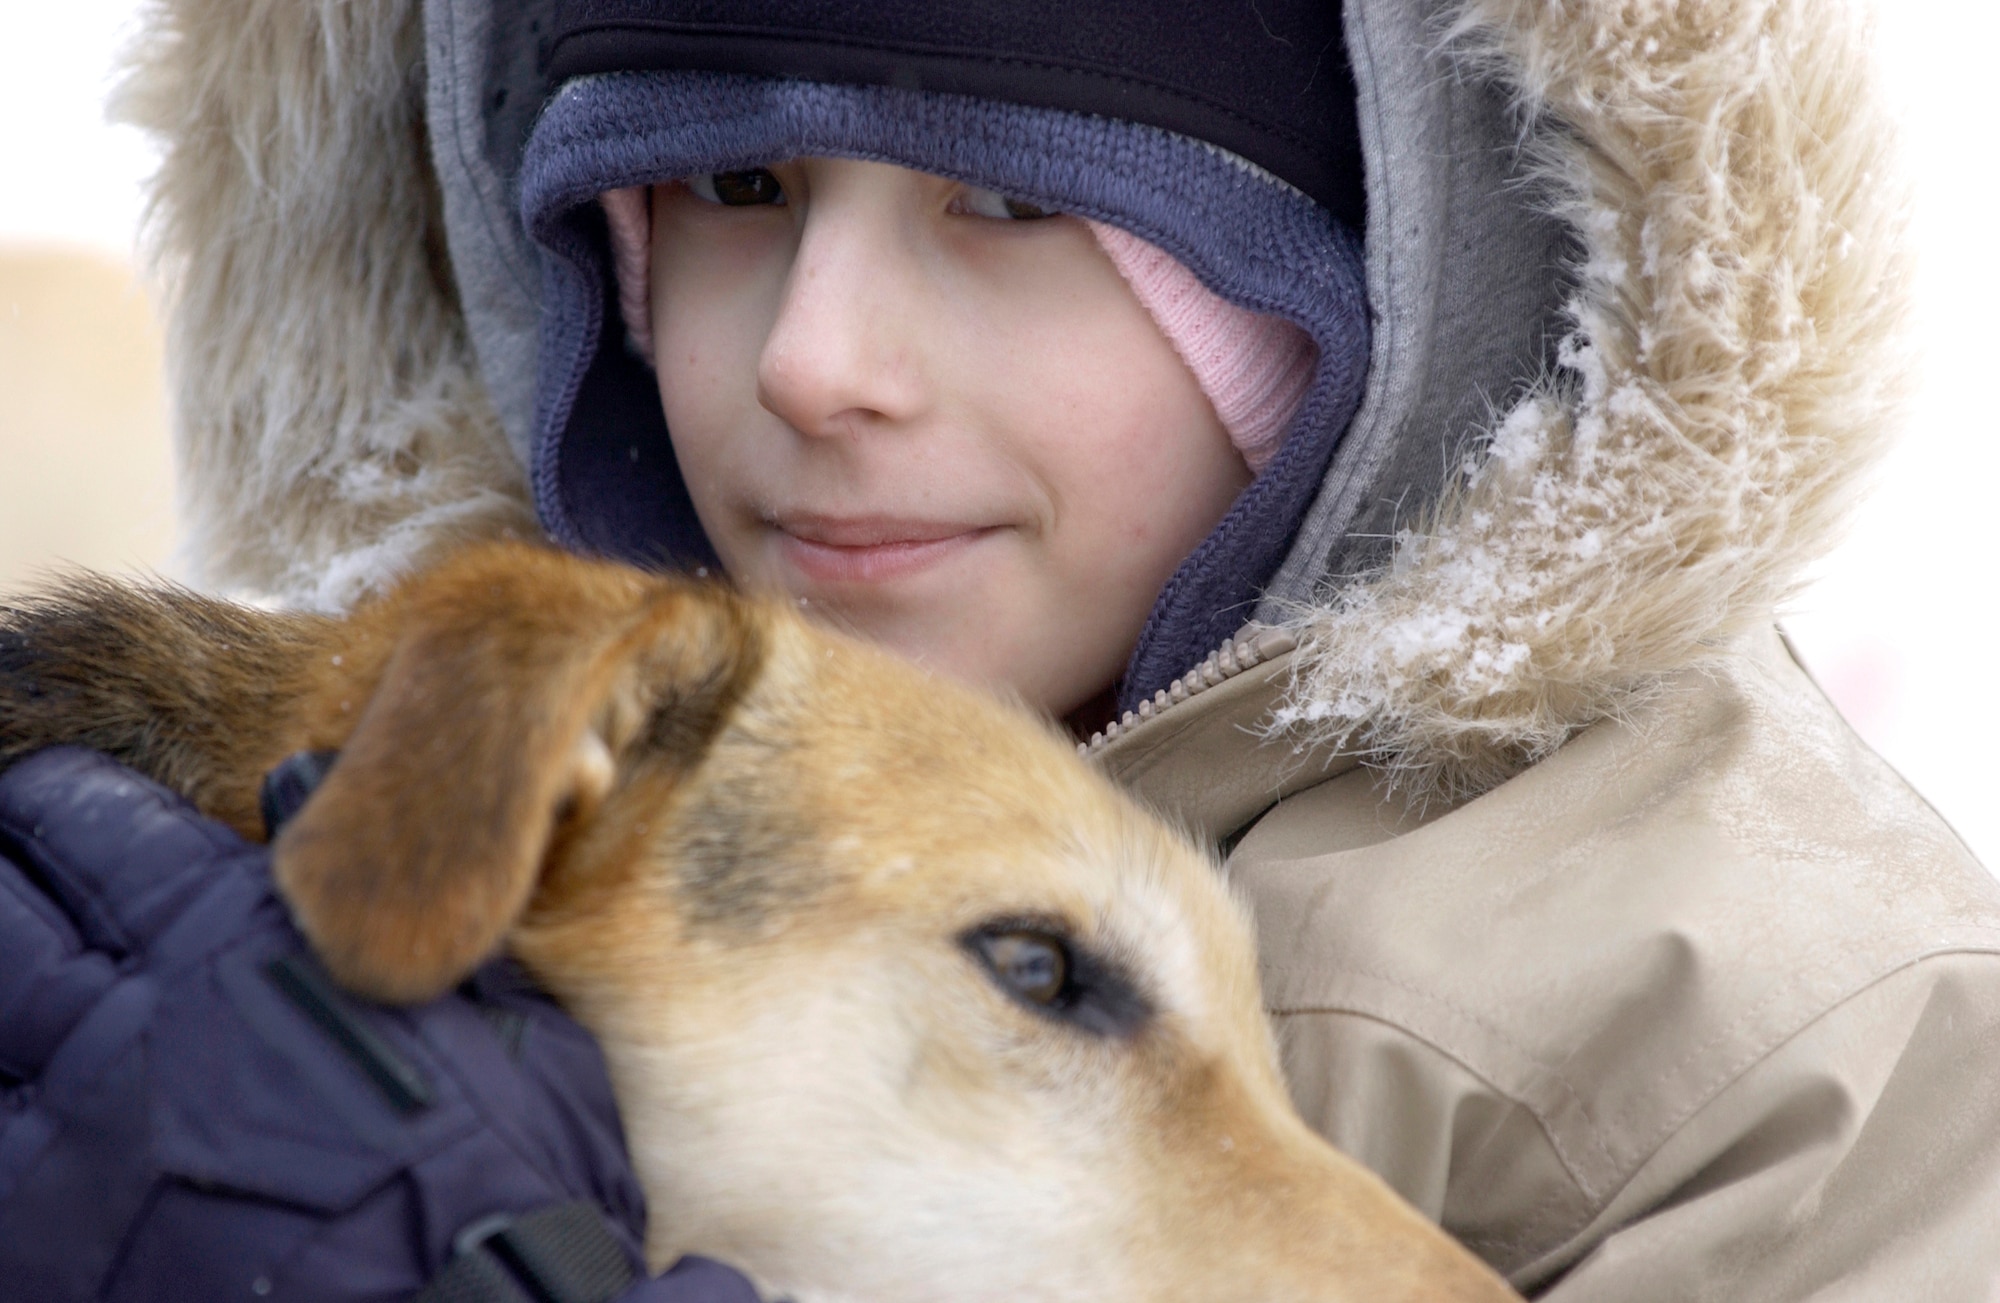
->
[686, 169, 787, 207]
[964, 923, 1153, 1037]
[977, 930, 1069, 1005]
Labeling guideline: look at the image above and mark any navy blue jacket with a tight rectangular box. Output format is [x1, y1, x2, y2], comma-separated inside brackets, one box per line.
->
[0, 747, 761, 1303]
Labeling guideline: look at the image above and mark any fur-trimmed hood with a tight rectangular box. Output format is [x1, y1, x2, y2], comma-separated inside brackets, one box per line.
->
[119, 0, 1910, 794]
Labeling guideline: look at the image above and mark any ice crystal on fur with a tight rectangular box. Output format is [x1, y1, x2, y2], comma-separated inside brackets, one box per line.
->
[1276, 0, 1914, 799]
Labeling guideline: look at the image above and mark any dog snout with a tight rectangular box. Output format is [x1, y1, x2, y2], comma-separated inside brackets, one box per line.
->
[1134, 1098, 1519, 1302]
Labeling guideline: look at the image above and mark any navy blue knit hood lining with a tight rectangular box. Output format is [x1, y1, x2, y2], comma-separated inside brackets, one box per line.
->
[544, 0, 1364, 229]
[519, 72, 1369, 712]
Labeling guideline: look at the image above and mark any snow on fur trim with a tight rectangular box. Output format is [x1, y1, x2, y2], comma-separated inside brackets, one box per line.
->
[1274, 0, 1913, 797]
[116, 0, 535, 610]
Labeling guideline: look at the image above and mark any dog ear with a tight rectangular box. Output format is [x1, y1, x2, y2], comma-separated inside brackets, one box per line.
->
[272, 551, 761, 1003]
[1, 577, 328, 838]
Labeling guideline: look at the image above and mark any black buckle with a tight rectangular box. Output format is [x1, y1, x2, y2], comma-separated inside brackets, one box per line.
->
[413, 1202, 637, 1303]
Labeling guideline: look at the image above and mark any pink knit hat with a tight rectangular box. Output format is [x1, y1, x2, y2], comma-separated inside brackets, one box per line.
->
[600, 188, 1317, 472]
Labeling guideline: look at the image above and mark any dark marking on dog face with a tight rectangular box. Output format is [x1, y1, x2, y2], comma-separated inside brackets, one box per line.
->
[664, 776, 823, 936]
[623, 608, 834, 935]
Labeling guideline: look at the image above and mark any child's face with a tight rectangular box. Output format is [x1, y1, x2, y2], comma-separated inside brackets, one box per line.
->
[650, 158, 1250, 717]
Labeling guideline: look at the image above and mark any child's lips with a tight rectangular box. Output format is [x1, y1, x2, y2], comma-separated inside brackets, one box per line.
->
[772, 515, 996, 585]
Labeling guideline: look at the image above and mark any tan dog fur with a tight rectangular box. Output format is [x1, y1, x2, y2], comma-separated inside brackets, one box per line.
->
[0, 542, 1513, 1302]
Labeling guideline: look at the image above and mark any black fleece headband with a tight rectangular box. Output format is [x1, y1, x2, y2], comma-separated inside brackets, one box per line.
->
[544, 0, 1365, 228]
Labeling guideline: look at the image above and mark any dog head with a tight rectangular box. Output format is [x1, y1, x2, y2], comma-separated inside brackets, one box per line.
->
[270, 543, 1512, 1302]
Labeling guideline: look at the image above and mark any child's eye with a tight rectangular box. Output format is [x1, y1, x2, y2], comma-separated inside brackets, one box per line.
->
[686, 169, 787, 207]
[956, 185, 1056, 221]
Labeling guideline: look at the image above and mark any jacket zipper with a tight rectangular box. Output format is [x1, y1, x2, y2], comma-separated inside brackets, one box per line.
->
[1079, 628, 1297, 758]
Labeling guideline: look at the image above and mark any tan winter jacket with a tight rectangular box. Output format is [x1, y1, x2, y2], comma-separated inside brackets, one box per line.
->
[1096, 626, 2000, 1297]
[1077, 4, 2000, 1292]
[118, 0, 2000, 1295]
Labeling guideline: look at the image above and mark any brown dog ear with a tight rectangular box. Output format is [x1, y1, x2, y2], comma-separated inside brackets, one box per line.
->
[271, 548, 760, 1004]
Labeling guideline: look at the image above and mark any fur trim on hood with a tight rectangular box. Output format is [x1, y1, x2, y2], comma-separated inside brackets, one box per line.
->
[117, 0, 535, 610]
[1278, 0, 1912, 795]
[117, 0, 1911, 795]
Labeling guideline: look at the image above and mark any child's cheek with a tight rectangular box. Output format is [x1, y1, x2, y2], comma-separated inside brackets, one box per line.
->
[656, 296, 776, 477]
[1079, 376, 1242, 542]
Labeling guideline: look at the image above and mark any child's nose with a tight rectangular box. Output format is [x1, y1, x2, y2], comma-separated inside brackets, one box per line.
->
[755, 198, 931, 438]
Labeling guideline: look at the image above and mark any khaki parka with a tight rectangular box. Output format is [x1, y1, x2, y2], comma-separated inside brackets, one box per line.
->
[1095, 627, 2000, 1297]
[117, 0, 2000, 1295]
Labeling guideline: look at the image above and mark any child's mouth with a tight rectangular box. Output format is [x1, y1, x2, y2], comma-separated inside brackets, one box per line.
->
[772, 515, 996, 586]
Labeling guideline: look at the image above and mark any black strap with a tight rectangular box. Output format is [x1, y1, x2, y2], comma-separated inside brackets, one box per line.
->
[259, 748, 341, 838]
[413, 1202, 638, 1303]
[265, 953, 435, 1115]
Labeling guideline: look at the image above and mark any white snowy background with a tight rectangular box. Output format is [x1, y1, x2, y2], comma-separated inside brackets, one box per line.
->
[2, 2, 1994, 869]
